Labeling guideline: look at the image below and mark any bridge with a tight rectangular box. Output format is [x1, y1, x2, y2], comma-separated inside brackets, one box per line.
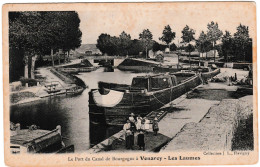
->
[84, 55, 127, 60]
[85, 55, 129, 67]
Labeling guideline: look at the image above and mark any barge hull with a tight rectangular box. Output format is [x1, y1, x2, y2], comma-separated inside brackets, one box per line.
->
[103, 75, 201, 125]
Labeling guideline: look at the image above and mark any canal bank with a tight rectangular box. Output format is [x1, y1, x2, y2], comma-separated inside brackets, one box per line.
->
[10, 59, 88, 105]
[161, 95, 253, 152]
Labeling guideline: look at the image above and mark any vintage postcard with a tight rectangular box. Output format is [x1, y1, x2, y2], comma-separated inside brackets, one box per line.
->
[2, 2, 258, 166]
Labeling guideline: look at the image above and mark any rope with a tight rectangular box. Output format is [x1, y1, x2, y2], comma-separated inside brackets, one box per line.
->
[152, 91, 171, 106]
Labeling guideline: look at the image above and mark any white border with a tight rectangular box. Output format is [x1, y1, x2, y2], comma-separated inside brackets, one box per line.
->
[0, 1, 259, 167]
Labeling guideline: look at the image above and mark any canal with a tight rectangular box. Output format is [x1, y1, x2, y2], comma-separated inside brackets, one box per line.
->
[10, 67, 151, 152]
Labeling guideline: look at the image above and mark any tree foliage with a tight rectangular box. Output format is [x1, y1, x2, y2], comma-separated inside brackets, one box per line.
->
[221, 31, 233, 61]
[207, 21, 223, 43]
[206, 21, 223, 62]
[181, 25, 195, 68]
[9, 11, 82, 55]
[181, 25, 195, 44]
[119, 31, 132, 55]
[196, 31, 213, 59]
[185, 44, 195, 53]
[96, 32, 153, 57]
[159, 25, 176, 48]
[9, 11, 82, 81]
[139, 29, 153, 58]
[234, 24, 250, 61]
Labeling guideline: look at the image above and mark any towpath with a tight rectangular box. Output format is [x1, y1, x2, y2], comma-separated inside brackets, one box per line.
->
[11, 60, 82, 105]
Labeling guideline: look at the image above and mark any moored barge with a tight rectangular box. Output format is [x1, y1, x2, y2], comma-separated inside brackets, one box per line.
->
[10, 123, 74, 154]
[89, 69, 220, 125]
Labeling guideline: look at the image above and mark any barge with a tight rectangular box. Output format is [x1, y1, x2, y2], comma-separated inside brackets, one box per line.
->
[10, 123, 74, 154]
[89, 69, 220, 125]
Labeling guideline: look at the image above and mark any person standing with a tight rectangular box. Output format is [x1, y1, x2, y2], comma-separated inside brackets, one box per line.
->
[137, 130, 145, 151]
[152, 117, 159, 136]
[129, 113, 136, 123]
[144, 117, 150, 133]
[123, 120, 131, 149]
[136, 115, 142, 130]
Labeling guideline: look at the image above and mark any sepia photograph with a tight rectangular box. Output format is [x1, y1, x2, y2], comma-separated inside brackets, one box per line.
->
[2, 1, 258, 166]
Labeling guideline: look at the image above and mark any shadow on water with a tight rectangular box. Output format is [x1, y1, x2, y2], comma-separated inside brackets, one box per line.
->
[89, 122, 122, 147]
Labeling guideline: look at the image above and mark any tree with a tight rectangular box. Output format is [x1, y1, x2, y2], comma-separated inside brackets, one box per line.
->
[9, 12, 46, 78]
[221, 31, 233, 62]
[96, 34, 120, 56]
[170, 43, 177, 51]
[181, 25, 195, 69]
[234, 24, 250, 62]
[207, 21, 223, 62]
[119, 31, 131, 56]
[152, 41, 168, 52]
[9, 11, 82, 80]
[159, 25, 176, 51]
[196, 31, 213, 62]
[59, 12, 82, 62]
[139, 29, 153, 59]
[127, 39, 143, 56]
[196, 31, 206, 66]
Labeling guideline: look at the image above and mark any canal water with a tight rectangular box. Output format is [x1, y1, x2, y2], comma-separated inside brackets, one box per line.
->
[10, 67, 151, 152]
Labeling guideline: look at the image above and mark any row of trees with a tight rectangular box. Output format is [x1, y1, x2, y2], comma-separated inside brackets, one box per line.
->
[96, 26, 175, 58]
[96, 22, 252, 64]
[96, 30, 155, 58]
[9, 11, 82, 81]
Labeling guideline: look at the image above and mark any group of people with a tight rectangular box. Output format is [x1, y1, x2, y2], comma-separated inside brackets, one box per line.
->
[123, 113, 159, 150]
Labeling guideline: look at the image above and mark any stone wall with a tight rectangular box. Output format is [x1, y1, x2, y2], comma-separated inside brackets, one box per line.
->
[161, 95, 253, 152]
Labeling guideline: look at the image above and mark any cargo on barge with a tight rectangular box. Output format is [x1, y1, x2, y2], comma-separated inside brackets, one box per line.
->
[10, 123, 74, 154]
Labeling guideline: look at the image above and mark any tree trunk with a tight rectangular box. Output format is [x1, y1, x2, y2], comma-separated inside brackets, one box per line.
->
[169, 43, 170, 52]
[199, 52, 201, 67]
[30, 55, 37, 79]
[58, 50, 61, 65]
[51, 49, 54, 66]
[24, 54, 29, 78]
[206, 51, 208, 60]
[189, 51, 191, 70]
[243, 43, 245, 62]
[68, 50, 70, 63]
[64, 51, 66, 64]
[177, 51, 180, 69]
[213, 41, 216, 62]
[146, 46, 148, 59]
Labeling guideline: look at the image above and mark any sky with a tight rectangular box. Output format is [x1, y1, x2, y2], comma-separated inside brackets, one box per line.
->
[77, 2, 255, 45]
